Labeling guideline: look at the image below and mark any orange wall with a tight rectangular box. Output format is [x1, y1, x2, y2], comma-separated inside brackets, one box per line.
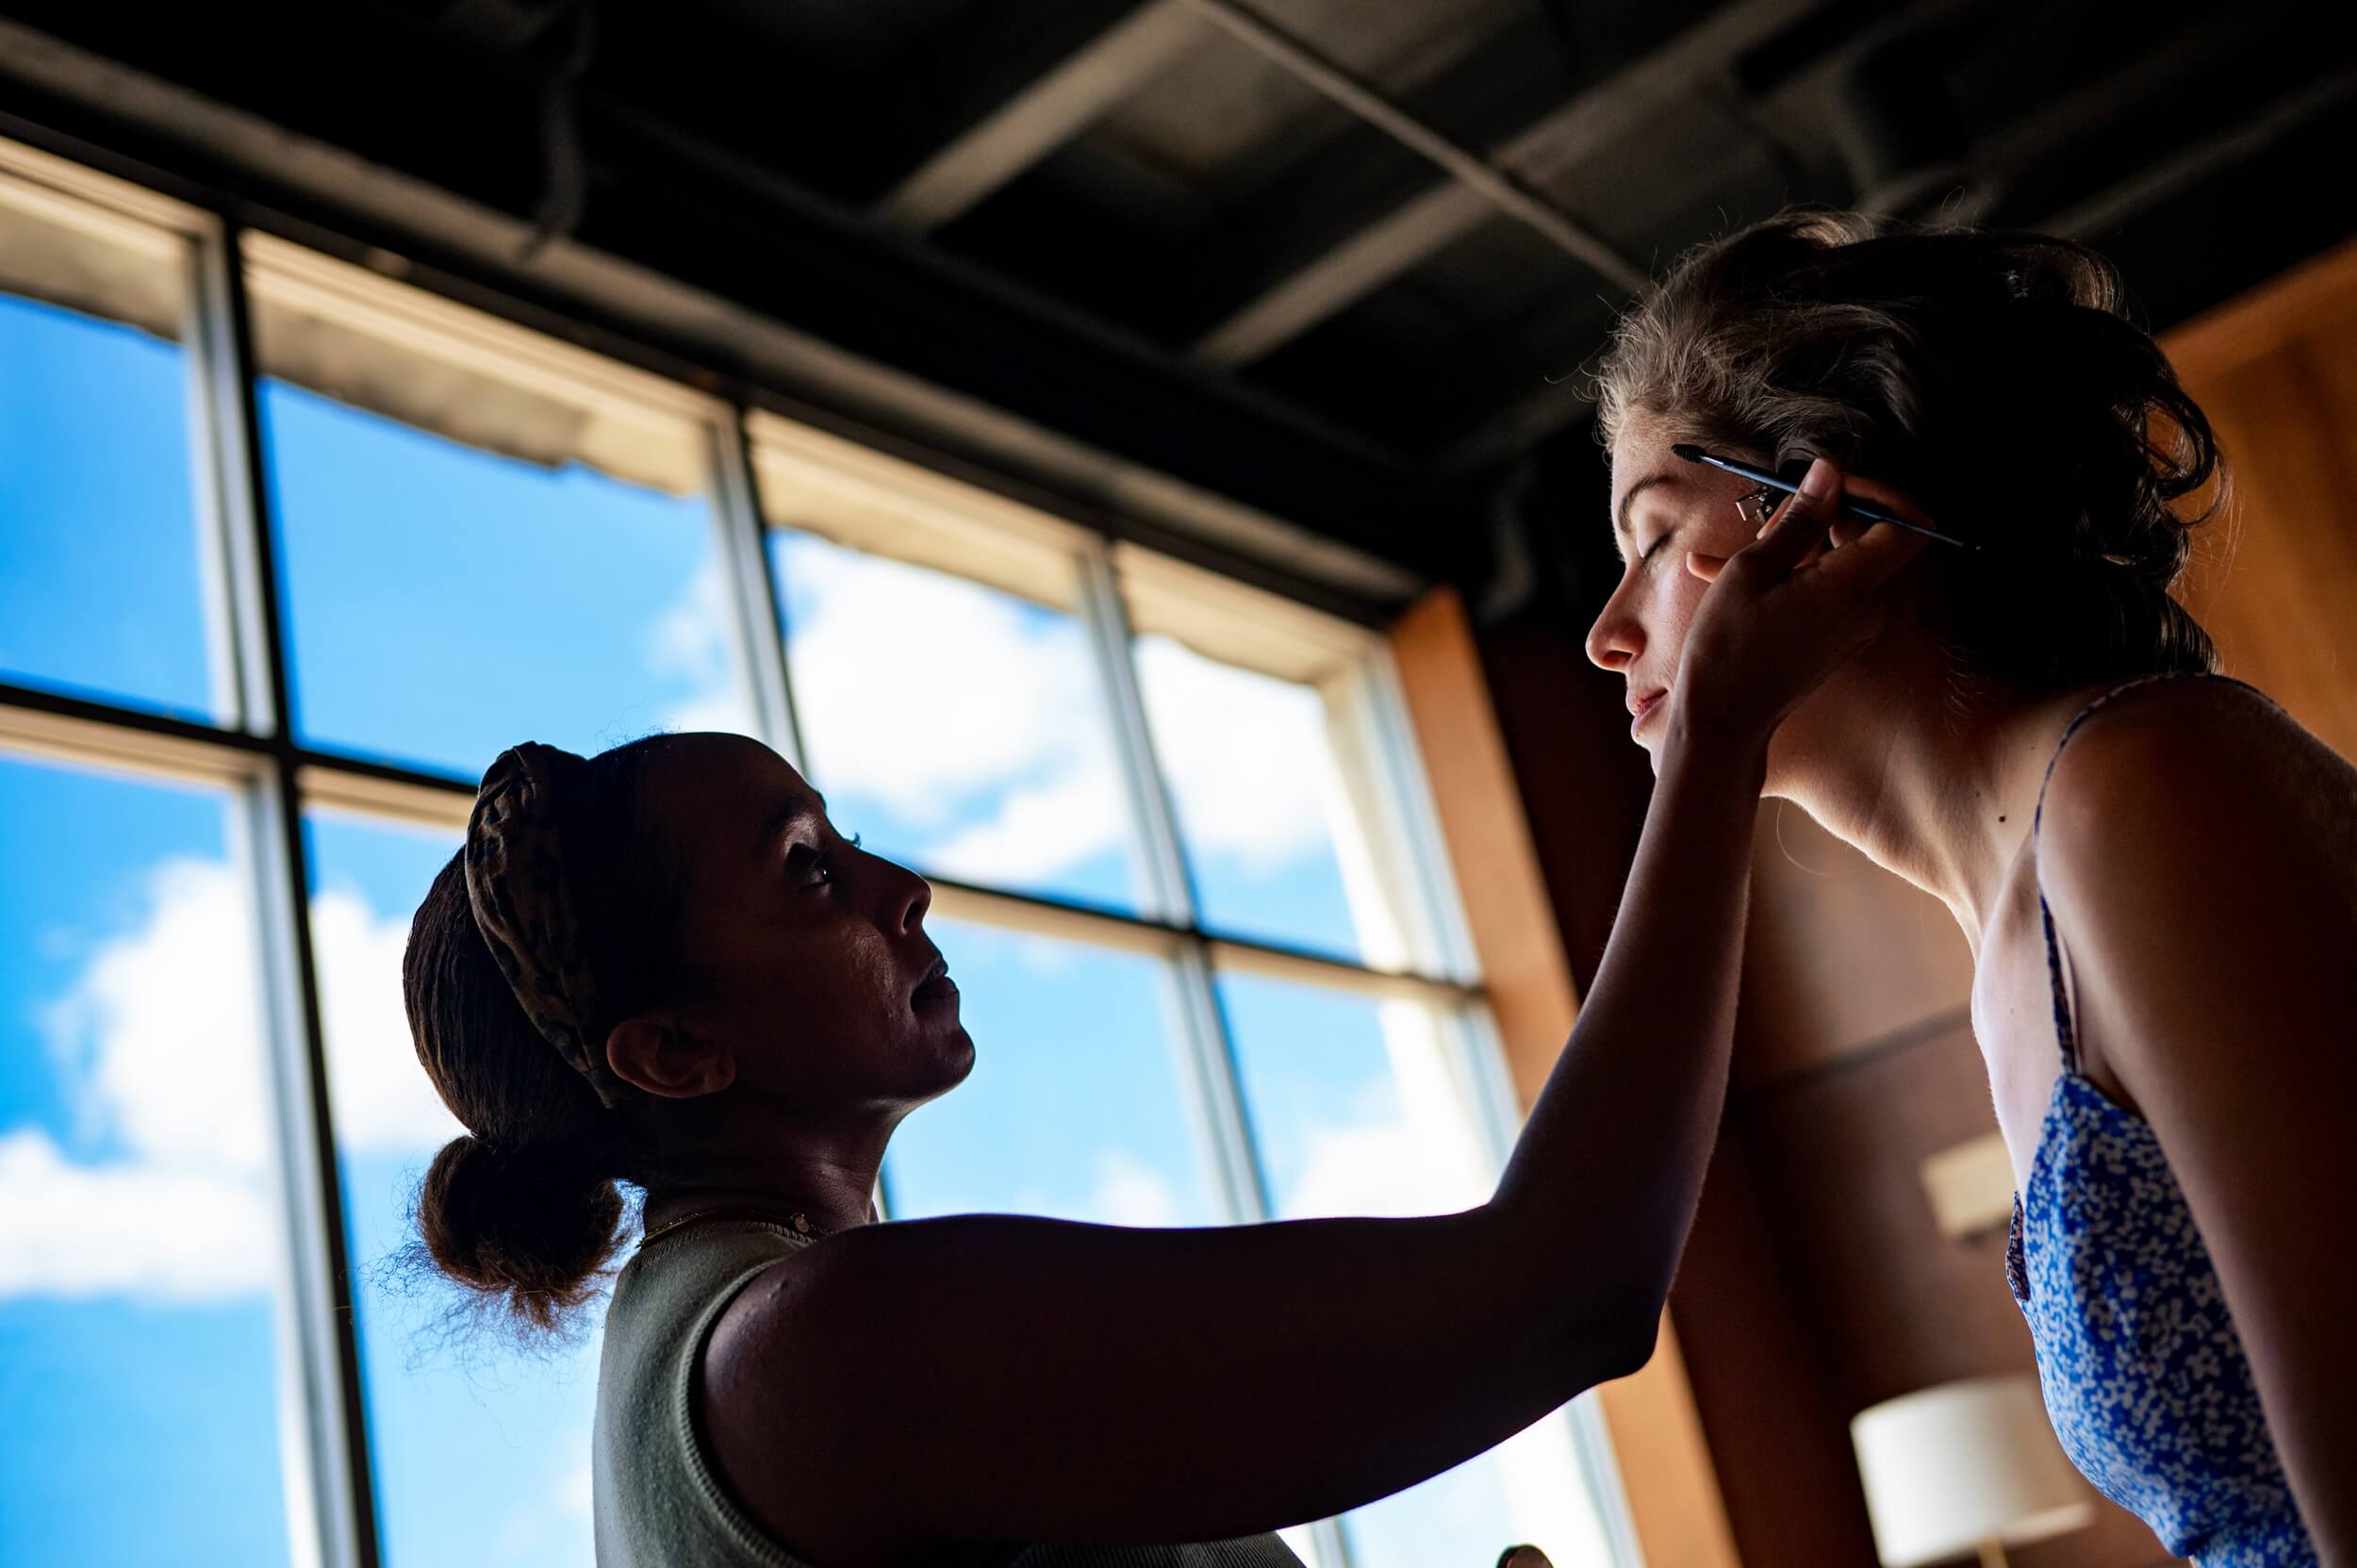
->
[2167, 236, 2357, 764]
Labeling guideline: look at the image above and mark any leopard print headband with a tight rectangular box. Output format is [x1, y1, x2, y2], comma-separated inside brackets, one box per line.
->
[463, 743, 625, 1110]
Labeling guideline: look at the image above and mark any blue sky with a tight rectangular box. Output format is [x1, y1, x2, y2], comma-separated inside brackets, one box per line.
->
[0, 280, 1611, 1568]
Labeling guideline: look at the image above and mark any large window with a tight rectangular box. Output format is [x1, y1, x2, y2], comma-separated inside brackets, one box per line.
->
[0, 139, 1631, 1568]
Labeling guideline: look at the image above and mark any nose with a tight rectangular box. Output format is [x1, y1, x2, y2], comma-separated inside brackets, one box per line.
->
[888, 858, 931, 933]
[1585, 571, 1645, 672]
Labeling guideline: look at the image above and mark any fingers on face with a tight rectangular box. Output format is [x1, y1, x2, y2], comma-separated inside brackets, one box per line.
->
[1729, 458, 1841, 581]
[1796, 512, 1934, 606]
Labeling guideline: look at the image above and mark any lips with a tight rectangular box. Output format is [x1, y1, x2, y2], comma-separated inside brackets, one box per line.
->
[1628, 688, 1667, 727]
[912, 956, 958, 1008]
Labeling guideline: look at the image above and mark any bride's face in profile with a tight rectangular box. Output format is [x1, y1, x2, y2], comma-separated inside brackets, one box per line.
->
[1585, 409, 1778, 760]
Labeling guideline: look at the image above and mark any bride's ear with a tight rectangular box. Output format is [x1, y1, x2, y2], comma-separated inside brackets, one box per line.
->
[605, 1016, 734, 1100]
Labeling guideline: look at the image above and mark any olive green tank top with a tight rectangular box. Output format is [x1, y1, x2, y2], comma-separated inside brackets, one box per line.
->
[591, 1216, 1305, 1567]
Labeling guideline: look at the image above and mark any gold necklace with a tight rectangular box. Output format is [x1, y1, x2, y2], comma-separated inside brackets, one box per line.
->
[636, 1205, 825, 1251]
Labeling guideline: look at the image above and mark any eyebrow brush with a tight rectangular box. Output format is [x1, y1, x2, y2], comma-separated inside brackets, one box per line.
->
[1670, 444, 1979, 550]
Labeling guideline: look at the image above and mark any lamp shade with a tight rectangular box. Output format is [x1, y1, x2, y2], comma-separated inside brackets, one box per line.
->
[1850, 1375, 2096, 1568]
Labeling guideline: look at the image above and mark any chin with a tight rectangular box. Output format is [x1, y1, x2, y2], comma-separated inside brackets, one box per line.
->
[925, 1028, 978, 1098]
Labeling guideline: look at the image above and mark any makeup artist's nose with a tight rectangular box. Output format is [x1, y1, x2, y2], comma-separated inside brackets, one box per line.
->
[1585, 578, 1644, 672]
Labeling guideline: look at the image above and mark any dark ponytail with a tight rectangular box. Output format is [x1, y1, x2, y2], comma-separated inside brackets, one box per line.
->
[1595, 208, 2226, 692]
[416, 1132, 626, 1333]
[402, 734, 689, 1331]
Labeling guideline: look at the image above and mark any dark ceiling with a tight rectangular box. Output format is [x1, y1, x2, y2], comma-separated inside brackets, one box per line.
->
[1, 0, 2351, 602]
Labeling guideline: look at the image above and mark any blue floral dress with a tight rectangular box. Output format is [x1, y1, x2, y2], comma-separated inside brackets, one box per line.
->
[2004, 676, 2318, 1565]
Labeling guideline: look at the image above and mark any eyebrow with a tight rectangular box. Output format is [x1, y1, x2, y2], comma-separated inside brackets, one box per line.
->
[757, 795, 829, 854]
[1614, 472, 1679, 537]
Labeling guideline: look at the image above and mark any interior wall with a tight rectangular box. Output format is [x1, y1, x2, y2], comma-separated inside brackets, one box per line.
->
[1469, 233, 2357, 1568]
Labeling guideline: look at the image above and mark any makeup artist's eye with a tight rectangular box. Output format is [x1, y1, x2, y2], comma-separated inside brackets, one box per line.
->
[788, 835, 858, 887]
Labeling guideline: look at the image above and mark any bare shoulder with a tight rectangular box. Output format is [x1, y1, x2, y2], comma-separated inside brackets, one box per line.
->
[2039, 679, 2356, 888]
[694, 1233, 880, 1560]
[2035, 679, 2357, 1099]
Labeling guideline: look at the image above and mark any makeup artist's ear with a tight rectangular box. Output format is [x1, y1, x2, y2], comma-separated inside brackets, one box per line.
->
[607, 1015, 735, 1099]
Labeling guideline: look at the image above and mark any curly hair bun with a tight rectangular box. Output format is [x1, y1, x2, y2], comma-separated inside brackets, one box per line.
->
[418, 1133, 627, 1332]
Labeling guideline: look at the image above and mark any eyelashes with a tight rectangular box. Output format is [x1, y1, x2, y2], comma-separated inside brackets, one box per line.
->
[788, 832, 863, 886]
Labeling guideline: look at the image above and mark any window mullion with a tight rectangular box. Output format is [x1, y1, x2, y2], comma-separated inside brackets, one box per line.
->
[1075, 539, 1194, 926]
[711, 411, 809, 767]
[1164, 937, 1273, 1228]
[202, 222, 380, 1568]
[190, 220, 280, 735]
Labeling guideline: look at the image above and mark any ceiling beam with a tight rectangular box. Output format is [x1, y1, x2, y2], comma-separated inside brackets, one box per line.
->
[1193, 0, 1825, 369]
[1182, 0, 1650, 299]
[2046, 60, 2357, 240]
[874, 0, 1200, 233]
[1440, 53, 2357, 478]
[1194, 179, 1492, 366]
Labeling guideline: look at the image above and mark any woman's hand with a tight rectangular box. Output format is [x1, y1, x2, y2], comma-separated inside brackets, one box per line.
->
[1667, 457, 1930, 753]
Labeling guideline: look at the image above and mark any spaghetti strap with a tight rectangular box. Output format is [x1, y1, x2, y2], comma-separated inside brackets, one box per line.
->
[2029, 671, 2258, 1073]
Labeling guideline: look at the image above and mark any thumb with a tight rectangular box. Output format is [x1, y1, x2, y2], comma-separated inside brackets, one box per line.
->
[1686, 550, 1728, 583]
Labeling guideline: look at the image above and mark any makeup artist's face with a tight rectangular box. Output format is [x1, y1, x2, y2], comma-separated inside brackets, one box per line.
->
[632, 734, 975, 1116]
[1586, 410, 1772, 762]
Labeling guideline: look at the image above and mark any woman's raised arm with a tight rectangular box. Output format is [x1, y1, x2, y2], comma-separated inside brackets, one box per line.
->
[701, 462, 1927, 1562]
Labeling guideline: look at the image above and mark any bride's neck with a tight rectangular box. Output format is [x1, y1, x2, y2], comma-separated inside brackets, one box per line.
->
[1770, 652, 2089, 947]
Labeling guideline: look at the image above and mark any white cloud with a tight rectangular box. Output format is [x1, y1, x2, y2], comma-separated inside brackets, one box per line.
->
[1277, 1071, 1489, 1224]
[0, 1129, 275, 1300]
[1132, 635, 1338, 875]
[1281, 1120, 1448, 1222]
[3, 857, 457, 1303]
[38, 857, 273, 1175]
[773, 537, 1343, 887]
[650, 556, 756, 736]
[313, 883, 466, 1150]
[991, 1147, 1189, 1230]
[1083, 1147, 1186, 1229]
[783, 538, 1106, 835]
[921, 749, 1130, 888]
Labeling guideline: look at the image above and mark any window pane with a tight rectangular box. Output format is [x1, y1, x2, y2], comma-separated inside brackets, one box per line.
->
[768, 528, 1145, 912]
[253, 240, 752, 778]
[1218, 974, 1615, 1568]
[1219, 976, 1490, 1225]
[1131, 635, 1373, 957]
[0, 177, 216, 719]
[0, 753, 293, 1564]
[884, 918, 1219, 1226]
[307, 811, 601, 1568]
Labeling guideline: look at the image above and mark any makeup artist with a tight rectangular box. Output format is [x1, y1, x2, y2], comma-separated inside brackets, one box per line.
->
[398, 469, 1920, 1563]
[1588, 210, 2357, 1567]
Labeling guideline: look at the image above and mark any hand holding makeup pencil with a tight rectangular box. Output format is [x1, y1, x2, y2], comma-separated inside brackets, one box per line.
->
[1665, 455, 1932, 750]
